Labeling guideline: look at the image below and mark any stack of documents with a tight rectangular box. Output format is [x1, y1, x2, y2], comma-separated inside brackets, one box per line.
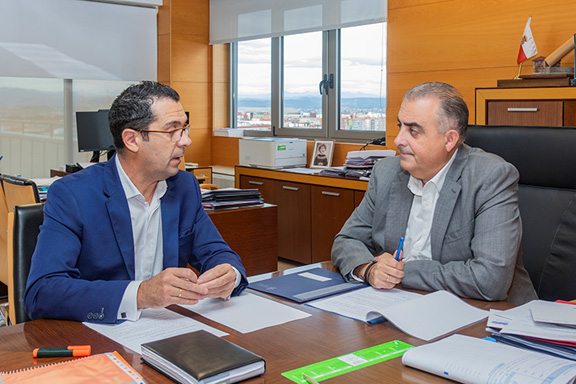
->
[486, 300, 576, 361]
[402, 334, 576, 384]
[321, 150, 395, 179]
[201, 188, 263, 209]
[344, 150, 396, 169]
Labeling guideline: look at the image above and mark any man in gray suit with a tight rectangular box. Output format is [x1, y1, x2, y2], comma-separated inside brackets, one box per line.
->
[332, 82, 537, 305]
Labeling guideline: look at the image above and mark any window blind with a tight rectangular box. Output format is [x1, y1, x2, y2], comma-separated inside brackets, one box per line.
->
[0, 0, 159, 81]
[210, 0, 386, 44]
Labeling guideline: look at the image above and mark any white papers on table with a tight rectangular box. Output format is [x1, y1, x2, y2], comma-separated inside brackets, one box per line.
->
[530, 300, 576, 327]
[487, 301, 533, 329]
[402, 334, 576, 384]
[308, 287, 421, 323]
[84, 308, 227, 354]
[308, 288, 488, 341]
[179, 291, 311, 333]
[488, 300, 576, 343]
[501, 314, 576, 343]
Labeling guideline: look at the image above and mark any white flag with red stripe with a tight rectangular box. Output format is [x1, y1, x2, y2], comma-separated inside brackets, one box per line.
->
[517, 17, 538, 64]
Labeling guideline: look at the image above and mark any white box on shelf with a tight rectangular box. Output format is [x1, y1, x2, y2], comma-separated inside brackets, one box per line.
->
[239, 137, 307, 169]
[214, 128, 244, 137]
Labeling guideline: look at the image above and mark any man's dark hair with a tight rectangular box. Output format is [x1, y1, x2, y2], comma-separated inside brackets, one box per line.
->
[108, 81, 180, 153]
[404, 82, 469, 144]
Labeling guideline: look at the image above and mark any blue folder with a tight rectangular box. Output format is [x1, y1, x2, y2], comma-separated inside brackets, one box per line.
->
[248, 267, 366, 303]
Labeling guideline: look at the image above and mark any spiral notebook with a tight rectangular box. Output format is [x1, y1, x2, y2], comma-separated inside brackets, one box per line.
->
[0, 351, 146, 384]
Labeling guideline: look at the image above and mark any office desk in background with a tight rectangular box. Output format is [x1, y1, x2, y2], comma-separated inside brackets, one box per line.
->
[206, 204, 278, 276]
[0, 262, 513, 384]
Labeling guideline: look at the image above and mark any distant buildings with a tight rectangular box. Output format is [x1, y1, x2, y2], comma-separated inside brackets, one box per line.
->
[237, 103, 385, 132]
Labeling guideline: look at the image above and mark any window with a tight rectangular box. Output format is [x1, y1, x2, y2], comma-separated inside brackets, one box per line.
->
[340, 23, 387, 133]
[0, 77, 132, 178]
[236, 39, 271, 131]
[231, 22, 386, 142]
[282, 31, 323, 130]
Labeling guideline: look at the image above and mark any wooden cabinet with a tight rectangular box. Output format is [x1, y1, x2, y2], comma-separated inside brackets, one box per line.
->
[207, 204, 278, 276]
[236, 166, 367, 264]
[275, 181, 311, 264]
[239, 175, 276, 203]
[189, 167, 212, 184]
[486, 100, 576, 126]
[311, 186, 355, 263]
[354, 190, 366, 207]
[476, 87, 576, 127]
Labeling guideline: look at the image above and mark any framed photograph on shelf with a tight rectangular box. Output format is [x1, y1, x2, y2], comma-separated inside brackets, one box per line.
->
[310, 140, 334, 168]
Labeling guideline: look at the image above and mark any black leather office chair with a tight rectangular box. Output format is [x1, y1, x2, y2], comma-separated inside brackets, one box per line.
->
[9, 203, 44, 324]
[465, 125, 576, 301]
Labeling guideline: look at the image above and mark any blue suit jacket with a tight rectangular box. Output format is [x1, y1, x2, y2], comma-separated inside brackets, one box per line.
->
[24, 158, 248, 323]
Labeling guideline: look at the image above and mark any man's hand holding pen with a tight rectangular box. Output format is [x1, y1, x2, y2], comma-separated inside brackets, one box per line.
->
[363, 253, 405, 289]
[354, 237, 405, 289]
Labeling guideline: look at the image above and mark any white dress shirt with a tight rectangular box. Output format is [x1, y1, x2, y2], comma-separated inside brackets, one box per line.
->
[403, 148, 458, 262]
[115, 155, 167, 321]
[114, 157, 241, 321]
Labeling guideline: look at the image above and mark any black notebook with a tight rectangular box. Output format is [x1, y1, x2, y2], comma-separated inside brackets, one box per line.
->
[141, 330, 265, 384]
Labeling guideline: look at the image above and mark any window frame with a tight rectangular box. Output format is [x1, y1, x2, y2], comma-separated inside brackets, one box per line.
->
[230, 26, 385, 142]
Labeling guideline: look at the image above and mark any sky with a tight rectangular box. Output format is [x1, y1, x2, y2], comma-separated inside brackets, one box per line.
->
[238, 22, 387, 98]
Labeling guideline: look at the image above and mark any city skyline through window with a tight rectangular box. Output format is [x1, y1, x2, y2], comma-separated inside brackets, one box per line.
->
[235, 22, 386, 135]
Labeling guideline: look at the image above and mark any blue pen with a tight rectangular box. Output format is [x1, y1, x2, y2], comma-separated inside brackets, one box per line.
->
[395, 237, 405, 261]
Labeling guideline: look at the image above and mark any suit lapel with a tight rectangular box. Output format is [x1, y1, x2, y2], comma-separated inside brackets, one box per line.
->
[430, 146, 469, 259]
[383, 170, 413, 249]
[161, 177, 180, 269]
[104, 158, 136, 280]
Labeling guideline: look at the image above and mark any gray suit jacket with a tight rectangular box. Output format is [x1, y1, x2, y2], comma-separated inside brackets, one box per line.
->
[332, 145, 537, 305]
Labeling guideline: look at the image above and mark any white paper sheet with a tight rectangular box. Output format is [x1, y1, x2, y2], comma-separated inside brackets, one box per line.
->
[84, 307, 228, 354]
[179, 291, 311, 333]
[530, 300, 576, 326]
[402, 334, 576, 384]
[501, 315, 576, 343]
[487, 301, 534, 329]
[308, 287, 421, 323]
[309, 288, 488, 341]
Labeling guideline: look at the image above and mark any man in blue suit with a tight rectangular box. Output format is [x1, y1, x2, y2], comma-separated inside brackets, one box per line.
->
[25, 81, 248, 323]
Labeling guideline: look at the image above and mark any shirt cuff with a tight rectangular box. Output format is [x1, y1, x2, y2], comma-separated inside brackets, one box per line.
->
[231, 266, 241, 289]
[349, 268, 364, 283]
[117, 280, 144, 321]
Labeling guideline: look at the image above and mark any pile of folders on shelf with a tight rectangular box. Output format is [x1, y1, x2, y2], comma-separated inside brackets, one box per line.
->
[201, 188, 263, 210]
[321, 149, 396, 179]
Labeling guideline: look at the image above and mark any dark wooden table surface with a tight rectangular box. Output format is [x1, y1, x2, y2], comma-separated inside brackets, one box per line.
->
[0, 262, 513, 383]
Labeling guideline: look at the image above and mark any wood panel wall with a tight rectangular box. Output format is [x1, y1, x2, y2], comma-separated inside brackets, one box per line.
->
[160, 0, 576, 166]
[158, 0, 214, 166]
[386, 0, 576, 144]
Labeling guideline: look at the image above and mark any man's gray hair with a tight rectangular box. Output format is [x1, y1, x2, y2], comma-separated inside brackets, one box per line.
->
[404, 82, 469, 143]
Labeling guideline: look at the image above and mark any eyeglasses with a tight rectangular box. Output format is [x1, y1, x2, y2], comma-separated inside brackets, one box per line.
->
[133, 124, 190, 142]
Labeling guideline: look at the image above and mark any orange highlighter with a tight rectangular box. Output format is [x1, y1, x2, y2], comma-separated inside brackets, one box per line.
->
[33, 345, 91, 358]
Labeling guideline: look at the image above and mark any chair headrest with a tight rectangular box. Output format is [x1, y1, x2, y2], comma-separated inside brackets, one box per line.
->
[465, 125, 576, 190]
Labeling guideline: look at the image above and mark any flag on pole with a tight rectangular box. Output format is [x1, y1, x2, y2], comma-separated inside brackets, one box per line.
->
[517, 17, 538, 64]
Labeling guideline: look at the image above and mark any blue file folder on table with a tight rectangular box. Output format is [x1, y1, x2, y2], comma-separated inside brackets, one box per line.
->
[248, 267, 365, 303]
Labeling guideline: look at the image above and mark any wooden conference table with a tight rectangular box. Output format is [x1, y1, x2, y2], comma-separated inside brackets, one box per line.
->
[0, 262, 512, 383]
